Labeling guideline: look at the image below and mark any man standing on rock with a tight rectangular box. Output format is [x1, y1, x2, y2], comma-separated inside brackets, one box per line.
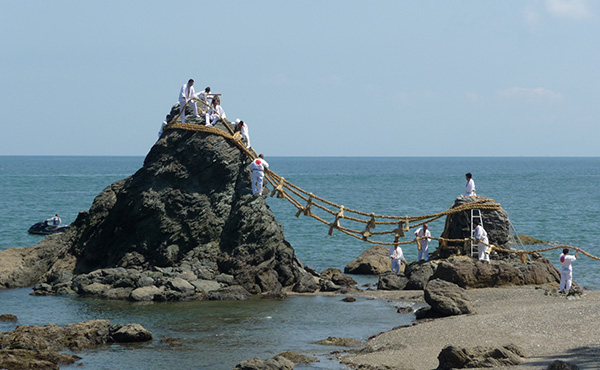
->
[250, 154, 269, 195]
[473, 220, 490, 263]
[559, 248, 578, 293]
[465, 173, 476, 196]
[178, 79, 198, 123]
[389, 244, 406, 274]
[414, 223, 431, 262]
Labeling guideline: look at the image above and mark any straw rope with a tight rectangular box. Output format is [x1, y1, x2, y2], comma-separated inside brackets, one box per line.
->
[163, 121, 600, 262]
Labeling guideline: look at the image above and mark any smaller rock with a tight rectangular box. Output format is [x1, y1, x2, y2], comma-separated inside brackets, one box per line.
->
[161, 336, 182, 347]
[130, 285, 163, 302]
[377, 272, 409, 291]
[424, 279, 474, 317]
[277, 351, 318, 365]
[304, 265, 320, 277]
[0, 314, 18, 322]
[191, 279, 221, 293]
[215, 273, 234, 285]
[312, 337, 361, 347]
[319, 279, 342, 292]
[110, 324, 153, 343]
[204, 285, 251, 301]
[344, 245, 391, 275]
[396, 306, 413, 314]
[342, 297, 356, 303]
[234, 355, 295, 370]
[292, 273, 317, 293]
[437, 344, 526, 369]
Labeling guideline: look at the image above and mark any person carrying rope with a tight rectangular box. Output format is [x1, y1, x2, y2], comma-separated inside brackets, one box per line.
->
[205, 96, 226, 127]
[389, 244, 406, 274]
[178, 79, 199, 123]
[465, 173, 476, 196]
[414, 223, 431, 262]
[235, 119, 251, 148]
[250, 154, 269, 195]
[473, 219, 490, 263]
[559, 248, 578, 293]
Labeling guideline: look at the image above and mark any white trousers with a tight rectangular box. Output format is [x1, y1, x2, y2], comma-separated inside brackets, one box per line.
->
[179, 99, 198, 123]
[205, 113, 220, 127]
[478, 243, 490, 262]
[252, 171, 264, 195]
[391, 259, 401, 274]
[560, 268, 573, 291]
[418, 246, 429, 262]
[241, 133, 251, 148]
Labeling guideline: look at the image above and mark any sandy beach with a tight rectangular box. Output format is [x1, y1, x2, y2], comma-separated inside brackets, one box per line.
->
[336, 286, 600, 370]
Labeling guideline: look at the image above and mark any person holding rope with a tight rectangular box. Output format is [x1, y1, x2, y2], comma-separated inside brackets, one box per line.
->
[414, 223, 431, 262]
[178, 79, 199, 123]
[559, 248, 578, 293]
[473, 219, 490, 263]
[250, 154, 269, 195]
[205, 96, 226, 127]
[389, 244, 406, 274]
[465, 173, 476, 196]
[235, 119, 251, 148]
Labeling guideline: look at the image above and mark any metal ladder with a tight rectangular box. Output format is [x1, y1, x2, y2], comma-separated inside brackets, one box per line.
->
[470, 209, 483, 257]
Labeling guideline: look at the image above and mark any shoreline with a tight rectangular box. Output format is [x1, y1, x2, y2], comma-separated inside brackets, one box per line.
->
[331, 285, 600, 370]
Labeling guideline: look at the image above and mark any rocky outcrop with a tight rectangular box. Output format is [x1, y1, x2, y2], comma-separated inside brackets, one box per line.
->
[438, 196, 512, 259]
[344, 245, 391, 275]
[234, 355, 295, 370]
[377, 272, 408, 291]
[437, 344, 526, 369]
[1, 119, 307, 300]
[312, 337, 362, 347]
[431, 256, 560, 289]
[0, 319, 151, 368]
[277, 352, 318, 365]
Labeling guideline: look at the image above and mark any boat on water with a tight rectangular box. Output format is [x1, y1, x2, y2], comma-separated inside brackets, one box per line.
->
[27, 221, 68, 235]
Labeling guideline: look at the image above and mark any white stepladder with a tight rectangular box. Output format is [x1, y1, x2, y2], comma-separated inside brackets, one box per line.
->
[470, 209, 483, 257]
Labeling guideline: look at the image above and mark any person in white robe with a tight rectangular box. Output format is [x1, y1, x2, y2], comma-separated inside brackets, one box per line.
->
[389, 245, 406, 274]
[236, 119, 251, 148]
[205, 96, 226, 127]
[414, 223, 431, 262]
[473, 220, 490, 262]
[559, 248, 578, 292]
[465, 173, 476, 196]
[178, 79, 198, 123]
[250, 154, 269, 195]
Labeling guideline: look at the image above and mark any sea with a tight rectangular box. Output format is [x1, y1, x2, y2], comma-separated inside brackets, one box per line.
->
[0, 156, 599, 369]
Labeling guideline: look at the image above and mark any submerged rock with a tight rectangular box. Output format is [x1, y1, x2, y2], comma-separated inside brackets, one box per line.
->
[312, 336, 361, 347]
[234, 355, 295, 370]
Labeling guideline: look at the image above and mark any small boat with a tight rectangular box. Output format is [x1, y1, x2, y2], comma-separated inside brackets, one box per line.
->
[27, 221, 69, 235]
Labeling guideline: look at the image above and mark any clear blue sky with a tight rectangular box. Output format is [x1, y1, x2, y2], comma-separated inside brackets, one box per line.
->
[1, 1, 598, 156]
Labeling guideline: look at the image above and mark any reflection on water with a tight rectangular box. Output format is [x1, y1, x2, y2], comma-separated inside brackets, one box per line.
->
[0, 287, 415, 370]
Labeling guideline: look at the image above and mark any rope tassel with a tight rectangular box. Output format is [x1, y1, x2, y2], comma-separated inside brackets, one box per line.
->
[329, 206, 345, 236]
[295, 193, 314, 218]
[270, 177, 285, 198]
[362, 213, 377, 240]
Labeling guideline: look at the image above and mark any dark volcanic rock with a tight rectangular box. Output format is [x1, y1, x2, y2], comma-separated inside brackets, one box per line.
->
[292, 273, 318, 293]
[1, 124, 306, 300]
[423, 279, 473, 317]
[437, 344, 526, 369]
[344, 245, 391, 275]
[431, 256, 560, 289]
[203, 285, 251, 301]
[404, 261, 437, 290]
[438, 196, 512, 259]
[110, 324, 153, 343]
[234, 355, 295, 370]
[377, 272, 409, 291]
[547, 360, 580, 370]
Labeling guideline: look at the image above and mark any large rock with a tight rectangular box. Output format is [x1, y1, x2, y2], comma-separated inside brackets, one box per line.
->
[431, 256, 560, 289]
[0, 121, 308, 300]
[404, 261, 438, 290]
[344, 245, 391, 275]
[423, 279, 474, 317]
[110, 324, 153, 343]
[438, 196, 512, 258]
[437, 344, 526, 369]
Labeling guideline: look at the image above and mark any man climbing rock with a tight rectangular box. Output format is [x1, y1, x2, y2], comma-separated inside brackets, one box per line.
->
[473, 219, 490, 263]
[250, 154, 269, 195]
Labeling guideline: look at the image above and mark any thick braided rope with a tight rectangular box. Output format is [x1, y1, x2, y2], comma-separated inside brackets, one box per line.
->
[163, 123, 600, 260]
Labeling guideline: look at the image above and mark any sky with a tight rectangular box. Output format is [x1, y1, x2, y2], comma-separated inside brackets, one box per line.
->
[1, 0, 599, 157]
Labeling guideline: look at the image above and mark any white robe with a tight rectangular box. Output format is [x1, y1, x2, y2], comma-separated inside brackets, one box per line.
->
[178, 83, 197, 123]
[465, 179, 476, 196]
[239, 123, 251, 148]
[205, 105, 226, 126]
[250, 158, 269, 195]
[474, 224, 489, 262]
[389, 246, 405, 274]
[414, 228, 431, 261]
[559, 253, 576, 291]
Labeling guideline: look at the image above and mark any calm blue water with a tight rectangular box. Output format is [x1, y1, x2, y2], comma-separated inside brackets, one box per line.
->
[1, 156, 599, 369]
